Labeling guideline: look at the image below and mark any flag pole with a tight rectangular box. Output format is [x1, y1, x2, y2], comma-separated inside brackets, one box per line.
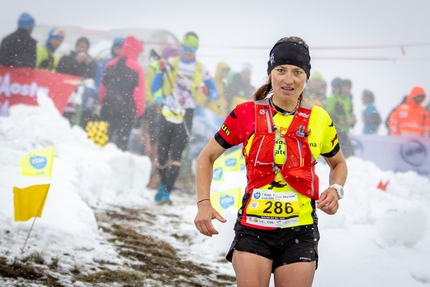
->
[21, 216, 37, 253]
[20, 194, 46, 254]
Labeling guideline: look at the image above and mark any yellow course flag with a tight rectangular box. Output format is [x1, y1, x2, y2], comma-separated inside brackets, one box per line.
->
[210, 187, 242, 214]
[13, 184, 50, 222]
[212, 154, 225, 183]
[19, 147, 55, 177]
[223, 148, 245, 173]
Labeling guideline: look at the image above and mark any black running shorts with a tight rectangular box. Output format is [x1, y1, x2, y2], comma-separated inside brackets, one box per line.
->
[226, 222, 320, 272]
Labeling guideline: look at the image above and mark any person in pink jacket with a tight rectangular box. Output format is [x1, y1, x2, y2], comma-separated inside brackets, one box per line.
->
[99, 36, 145, 150]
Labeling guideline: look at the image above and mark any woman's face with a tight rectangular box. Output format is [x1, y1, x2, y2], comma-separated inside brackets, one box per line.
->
[271, 64, 307, 104]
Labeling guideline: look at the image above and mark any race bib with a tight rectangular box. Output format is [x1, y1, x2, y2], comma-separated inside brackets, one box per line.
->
[245, 189, 301, 228]
[161, 105, 185, 124]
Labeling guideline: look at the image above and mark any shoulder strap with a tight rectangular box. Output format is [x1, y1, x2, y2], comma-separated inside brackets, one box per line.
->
[255, 99, 274, 133]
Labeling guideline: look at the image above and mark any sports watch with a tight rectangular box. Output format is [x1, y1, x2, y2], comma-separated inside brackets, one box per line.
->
[330, 184, 344, 200]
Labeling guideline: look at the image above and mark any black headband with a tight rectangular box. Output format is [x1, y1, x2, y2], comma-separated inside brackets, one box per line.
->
[267, 41, 311, 79]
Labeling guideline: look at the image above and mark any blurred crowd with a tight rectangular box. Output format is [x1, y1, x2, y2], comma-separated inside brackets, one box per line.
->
[1, 13, 430, 201]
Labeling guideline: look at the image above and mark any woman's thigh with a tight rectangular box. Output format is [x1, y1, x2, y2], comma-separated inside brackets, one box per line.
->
[232, 250, 272, 287]
[274, 261, 316, 287]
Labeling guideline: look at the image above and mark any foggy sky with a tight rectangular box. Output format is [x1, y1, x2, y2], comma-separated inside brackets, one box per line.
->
[1, 0, 430, 134]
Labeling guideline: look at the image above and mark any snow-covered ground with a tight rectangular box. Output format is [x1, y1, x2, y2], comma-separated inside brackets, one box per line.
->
[1, 93, 430, 286]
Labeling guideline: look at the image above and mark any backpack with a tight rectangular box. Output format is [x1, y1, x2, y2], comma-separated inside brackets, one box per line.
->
[373, 111, 382, 129]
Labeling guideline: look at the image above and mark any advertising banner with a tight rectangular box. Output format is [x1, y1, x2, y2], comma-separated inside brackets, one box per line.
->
[351, 135, 430, 179]
[0, 67, 81, 116]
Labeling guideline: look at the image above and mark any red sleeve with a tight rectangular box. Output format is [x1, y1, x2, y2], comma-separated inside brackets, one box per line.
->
[215, 101, 255, 148]
[388, 108, 400, 135]
[99, 82, 107, 105]
[126, 59, 145, 117]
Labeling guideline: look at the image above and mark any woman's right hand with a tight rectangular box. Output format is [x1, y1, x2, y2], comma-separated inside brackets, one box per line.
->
[194, 200, 226, 237]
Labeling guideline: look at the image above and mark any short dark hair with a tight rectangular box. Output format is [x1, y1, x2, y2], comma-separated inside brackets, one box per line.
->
[362, 90, 374, 103]
[342, 79, 352, 88]
[76, 37, 90, 48]
[184, 31, 199, 39]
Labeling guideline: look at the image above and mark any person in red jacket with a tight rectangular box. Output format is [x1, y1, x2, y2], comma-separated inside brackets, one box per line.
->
[388, 86, 430, 136]
[99, 36, 145, 151]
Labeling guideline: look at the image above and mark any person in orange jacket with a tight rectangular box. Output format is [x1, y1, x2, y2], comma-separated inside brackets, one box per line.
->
[388, 86, 430, 136]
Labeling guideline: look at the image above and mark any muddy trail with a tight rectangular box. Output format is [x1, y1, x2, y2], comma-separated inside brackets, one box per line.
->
[0, 177, 236, 287]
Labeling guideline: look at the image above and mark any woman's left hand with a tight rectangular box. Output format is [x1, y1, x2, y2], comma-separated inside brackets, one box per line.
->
[316, 188, 339, 215]
[194, 201, 227, 237]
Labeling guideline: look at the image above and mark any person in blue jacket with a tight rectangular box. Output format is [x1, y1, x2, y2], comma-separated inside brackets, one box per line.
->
[361, 89, 381, 134]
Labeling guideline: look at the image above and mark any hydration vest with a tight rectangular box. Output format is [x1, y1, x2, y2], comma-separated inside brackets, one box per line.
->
[244, 99, 319, 200]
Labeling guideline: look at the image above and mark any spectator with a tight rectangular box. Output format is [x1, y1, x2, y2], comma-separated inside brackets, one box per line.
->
[36, 28, 65, 72]
[57, 37, 99, 127]
[388, 86, 430, 136]
[330, 77, 342, 98]
[225, 62, 255, 111]
[385, 95, 407, 134]
[94, 37, 124, 90]
[204, 61, 230, 117]
[0, 13, 36, 68]
[305, 71, 326, 107]
[325, 79, 357, 158]
[361, 90, 381, 134]
[99, 35, 145, 151]
[56, 37, 98, 79]
[151, 31, 218, 204]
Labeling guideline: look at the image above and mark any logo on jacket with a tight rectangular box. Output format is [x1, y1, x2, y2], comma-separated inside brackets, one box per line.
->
[221, 124, 231, 136]
[297, 112, 310, 118]
[331, 134, 338, 146]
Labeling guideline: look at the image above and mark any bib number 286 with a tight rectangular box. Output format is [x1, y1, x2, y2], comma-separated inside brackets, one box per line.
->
[263, 201, 294, 215]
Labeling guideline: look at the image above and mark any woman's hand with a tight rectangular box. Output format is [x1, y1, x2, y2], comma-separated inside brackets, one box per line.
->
[194, 200, 226, 237]
[316, 187, 339, 215]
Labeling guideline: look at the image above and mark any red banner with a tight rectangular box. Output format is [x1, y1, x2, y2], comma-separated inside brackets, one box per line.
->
[0, 67, 81, 116]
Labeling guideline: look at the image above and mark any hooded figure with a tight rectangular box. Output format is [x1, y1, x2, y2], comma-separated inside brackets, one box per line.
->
[388, 86, 430, 136]
[0, 13, 36, 68]
[203, 61, 230, 116]
[99, 35, 145, 151]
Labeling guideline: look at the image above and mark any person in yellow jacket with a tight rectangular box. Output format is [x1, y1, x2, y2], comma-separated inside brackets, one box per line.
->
[203, 61, 230, 117]
[36, 28, 65, 72]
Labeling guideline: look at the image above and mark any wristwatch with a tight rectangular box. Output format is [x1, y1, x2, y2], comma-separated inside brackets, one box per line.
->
[330, 184, 344, 200]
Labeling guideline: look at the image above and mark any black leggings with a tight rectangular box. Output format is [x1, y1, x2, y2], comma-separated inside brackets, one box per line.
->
[157, 109, 194, 165]
[157, 108, 194, 192]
